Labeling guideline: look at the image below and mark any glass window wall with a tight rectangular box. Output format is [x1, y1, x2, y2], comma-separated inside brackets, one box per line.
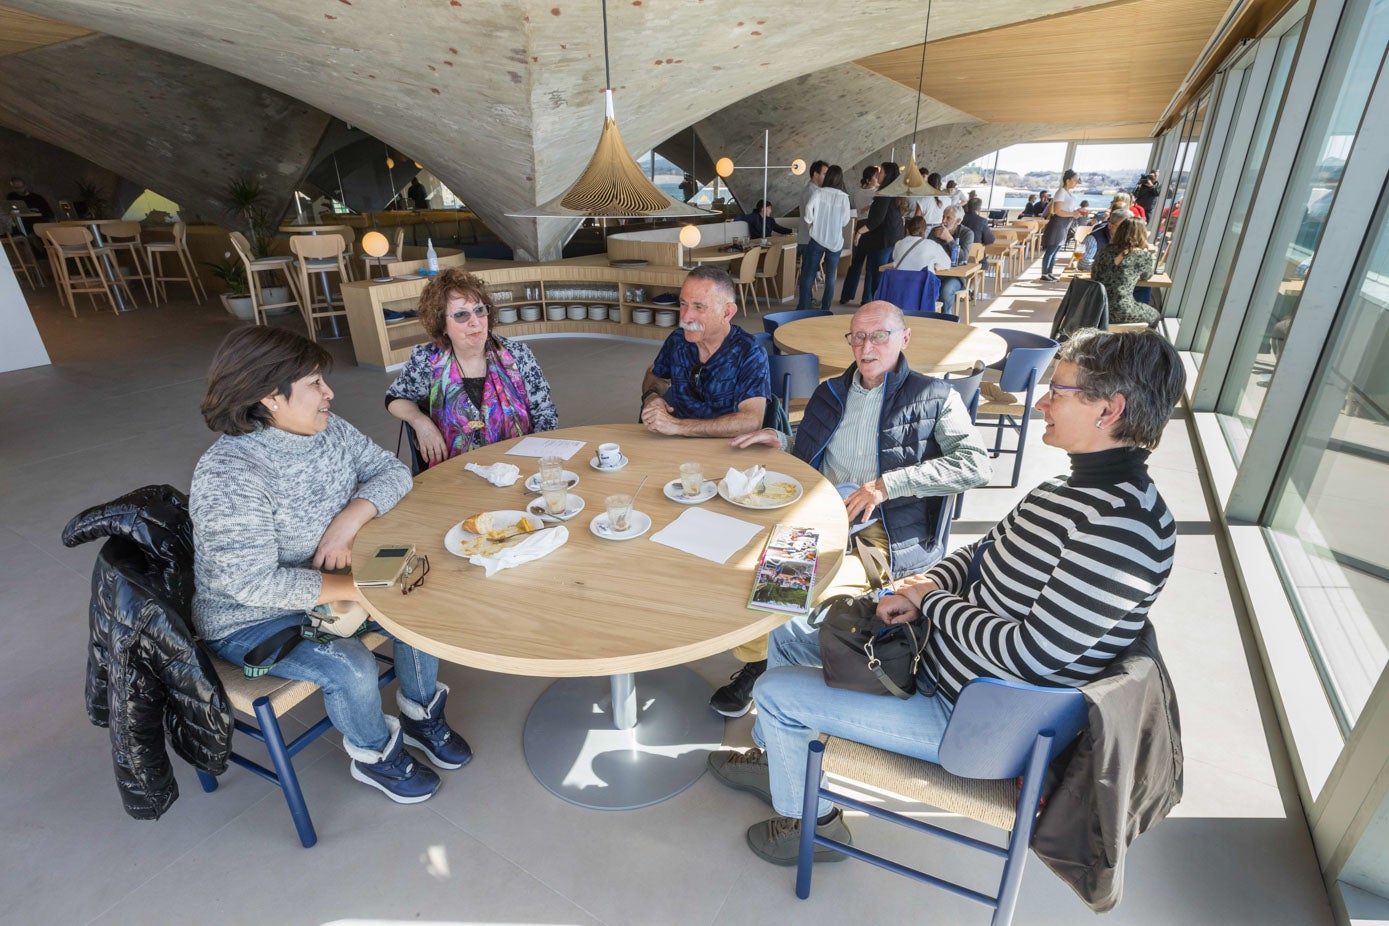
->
[1156, 94, 1210, 271]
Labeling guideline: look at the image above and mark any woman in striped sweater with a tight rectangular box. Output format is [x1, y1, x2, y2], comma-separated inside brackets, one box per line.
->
[709, 328, 1186, 865]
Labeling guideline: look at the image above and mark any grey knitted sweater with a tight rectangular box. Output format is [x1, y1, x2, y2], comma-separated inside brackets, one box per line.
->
[190, 415, 412, 642]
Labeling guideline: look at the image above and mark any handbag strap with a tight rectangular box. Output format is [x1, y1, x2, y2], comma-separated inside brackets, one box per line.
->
[864, 621, 932, 700]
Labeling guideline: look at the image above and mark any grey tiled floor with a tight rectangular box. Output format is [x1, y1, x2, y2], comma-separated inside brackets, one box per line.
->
[0, 270, 1333, 925]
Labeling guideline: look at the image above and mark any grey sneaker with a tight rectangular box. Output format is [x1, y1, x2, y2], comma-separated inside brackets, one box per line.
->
[746, 812, 852, 866]
[707, 747, 772, 806]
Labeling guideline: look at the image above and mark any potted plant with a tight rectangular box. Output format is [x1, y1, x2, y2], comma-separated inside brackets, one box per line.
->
[221, 175, 295, 314]
[205, 253, 256, 321]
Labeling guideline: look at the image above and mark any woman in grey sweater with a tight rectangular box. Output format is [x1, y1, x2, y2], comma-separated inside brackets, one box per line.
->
[191, 327, 469, 804]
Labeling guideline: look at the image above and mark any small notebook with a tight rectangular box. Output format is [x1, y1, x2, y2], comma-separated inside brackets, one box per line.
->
[747, 524, 821, 615]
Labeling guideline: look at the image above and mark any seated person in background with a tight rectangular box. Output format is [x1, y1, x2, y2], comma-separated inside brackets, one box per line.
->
[1092, 217, 1158, 326]
[640, 266, 769, 437]
[386, 268, 558, 467]
[711, 328, 1185, 864]
[1077, 200, 1092, 224]
[939, 204, 974, 258]
[1108, 191, 1145, 222]
[6, 175, 53, 219]
[931, 207, 972, 310]
[736, 199, 793, 239]
[1079, 207, 1129, 272]
[193, 327, 471, 805]
[714, 301, 990, 716]
[960, 197, 995, 247]
[889, 215, 950, 275]
[1019, 193, 1039, 216]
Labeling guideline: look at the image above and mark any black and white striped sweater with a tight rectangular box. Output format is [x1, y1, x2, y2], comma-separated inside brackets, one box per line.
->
[920, 447, 1175, 704]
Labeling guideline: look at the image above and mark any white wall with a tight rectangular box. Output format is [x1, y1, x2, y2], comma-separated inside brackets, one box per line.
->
[0, 257, 50, 373]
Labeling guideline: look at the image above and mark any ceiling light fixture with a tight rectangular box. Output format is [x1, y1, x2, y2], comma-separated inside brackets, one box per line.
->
[878, 0, 944, 198]
[713, 133, 806, 245]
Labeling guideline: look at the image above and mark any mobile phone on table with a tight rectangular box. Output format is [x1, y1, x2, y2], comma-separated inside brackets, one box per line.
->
[354, 544, 415, 587]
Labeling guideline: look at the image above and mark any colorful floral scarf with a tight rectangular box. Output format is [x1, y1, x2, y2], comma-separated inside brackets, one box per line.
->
[427, 338, 531, 464]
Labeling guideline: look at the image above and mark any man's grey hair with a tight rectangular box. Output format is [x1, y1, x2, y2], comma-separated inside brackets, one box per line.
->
[1107, 207, 1132, 226]
[942, 205, 961, 223]
[1056, 328, 1185, 450]
[684, 265, 738, 308]
[856, 301, 905, 329]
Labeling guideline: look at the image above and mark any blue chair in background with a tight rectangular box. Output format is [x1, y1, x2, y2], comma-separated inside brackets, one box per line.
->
[977, 329, 1060, 488]
[875, 268, 941, 313]
[752, 330, 775, 355]
[796, 678, 1088, 926]
[763, 309, 832, 337]
[903, 309, 960, 323]
[768, 351, 821, 431]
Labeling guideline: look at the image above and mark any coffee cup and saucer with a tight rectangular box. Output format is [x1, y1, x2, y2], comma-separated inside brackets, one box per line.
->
[589, 441, 629, 471]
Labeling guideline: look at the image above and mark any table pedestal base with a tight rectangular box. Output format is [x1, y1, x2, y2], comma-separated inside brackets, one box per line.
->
[523, 666, 725, 810]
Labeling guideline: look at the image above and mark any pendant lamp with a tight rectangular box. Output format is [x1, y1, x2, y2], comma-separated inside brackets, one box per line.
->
[510, 0, 711, 219]
[876, 0, 944, 199]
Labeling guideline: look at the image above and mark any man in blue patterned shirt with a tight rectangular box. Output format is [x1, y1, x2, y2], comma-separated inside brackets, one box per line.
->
[640, 266, 770, 437]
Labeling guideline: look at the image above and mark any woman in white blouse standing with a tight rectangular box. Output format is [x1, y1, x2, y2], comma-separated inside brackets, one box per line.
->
[1040, 169, 1089, 281]
[795, 165, 852, 312]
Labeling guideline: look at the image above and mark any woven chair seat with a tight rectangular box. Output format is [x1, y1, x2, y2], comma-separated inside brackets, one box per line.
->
[823, 736, 1018, 830]
[978, 380, 1027, 415]
[211, 631, 389, 716]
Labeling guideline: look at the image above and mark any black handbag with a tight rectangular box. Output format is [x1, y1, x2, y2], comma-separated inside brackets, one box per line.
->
[810, 593, 935, 700]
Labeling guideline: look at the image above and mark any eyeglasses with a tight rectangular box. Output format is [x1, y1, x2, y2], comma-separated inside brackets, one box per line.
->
[843, 329, 903, 345]
[400, 553, 429, 596]
[448, 305, 489, 322]
[689, 361, 710, 401]
[1046, 383, 1087, 400]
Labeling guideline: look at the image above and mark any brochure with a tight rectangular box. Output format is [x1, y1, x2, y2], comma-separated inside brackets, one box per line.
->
[747, 524, 821, 614]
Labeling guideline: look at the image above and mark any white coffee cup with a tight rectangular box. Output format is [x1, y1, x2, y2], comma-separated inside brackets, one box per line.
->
[597, 442, 622, 468]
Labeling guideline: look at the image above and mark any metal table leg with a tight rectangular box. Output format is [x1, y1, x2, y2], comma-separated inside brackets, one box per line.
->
[90, 224, 130, 312]
[523, 667, 725, 810]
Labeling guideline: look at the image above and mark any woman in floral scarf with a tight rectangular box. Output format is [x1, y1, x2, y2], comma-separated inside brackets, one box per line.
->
[386, 269, 558, 467]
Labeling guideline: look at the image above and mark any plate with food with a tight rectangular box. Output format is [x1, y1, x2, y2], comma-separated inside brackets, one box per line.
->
[444, 510, 545, 557]
[717, 471, 804, 510]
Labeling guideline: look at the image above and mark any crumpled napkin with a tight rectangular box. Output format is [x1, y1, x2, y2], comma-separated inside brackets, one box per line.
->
[469, 526, 568, 577]
[723, 465, 766, 499]
[465, 461, 521, 486]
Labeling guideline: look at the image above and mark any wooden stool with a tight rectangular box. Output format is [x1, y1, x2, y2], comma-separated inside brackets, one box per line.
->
[230, 230, 304, 326]
[145, 221, 207, 305]
[42, 224, 130, 316]
[101, 220, 153, 303]
[1, 217, 43, 288]
[289, 233, 351, 341]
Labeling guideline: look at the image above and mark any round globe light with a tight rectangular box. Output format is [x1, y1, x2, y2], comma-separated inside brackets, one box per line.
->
[715, 157, 735, 178]
[385, 156, 396, 169]
[361, 230, 391, 258]
[790, 158, 807, 176]
[678, 224, 702, 248]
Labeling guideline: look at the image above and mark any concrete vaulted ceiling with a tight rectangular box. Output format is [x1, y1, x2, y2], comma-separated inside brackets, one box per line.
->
[0, 0, 1134, 258]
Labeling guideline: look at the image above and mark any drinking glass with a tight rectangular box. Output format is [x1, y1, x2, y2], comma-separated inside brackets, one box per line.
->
[541, 480, 569, 516]
[679, 462, 703, 497]
[605, 494, 633, 531]
[538, 455, 564, 484]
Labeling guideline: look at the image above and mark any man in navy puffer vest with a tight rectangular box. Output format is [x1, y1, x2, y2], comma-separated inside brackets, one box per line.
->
[705, 302, 991, 716]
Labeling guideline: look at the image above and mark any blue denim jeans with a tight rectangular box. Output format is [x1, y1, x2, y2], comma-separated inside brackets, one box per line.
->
[1041, 243, 1064, 275]
[862, 245, 894, 304]
[208, 614, 440, 754]
[796, 239, 841, 311]
[839, 241, 872, 304]
[751, 612, 954, 819]
[938, 276, 964, 311]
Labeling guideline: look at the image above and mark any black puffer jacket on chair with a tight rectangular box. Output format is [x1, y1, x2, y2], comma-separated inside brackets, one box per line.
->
[62, 485, 232, 820]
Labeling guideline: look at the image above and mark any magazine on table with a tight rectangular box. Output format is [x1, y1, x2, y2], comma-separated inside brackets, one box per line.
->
[747, 524, 821, 615]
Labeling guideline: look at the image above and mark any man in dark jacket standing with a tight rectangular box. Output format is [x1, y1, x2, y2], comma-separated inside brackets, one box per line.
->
[703, 302, 991, 716]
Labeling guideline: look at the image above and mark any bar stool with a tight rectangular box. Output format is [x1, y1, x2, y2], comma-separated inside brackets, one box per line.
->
[229, 231, 304, 326]
[1, 216, 43, 288]
[101, 220, 153, 302]
[145, 221, 207, 305]
[42, 224, 130, 316]
[326, 224, 357, 281]
[289, 233, 350, 341]
[359, 227, 404, 278]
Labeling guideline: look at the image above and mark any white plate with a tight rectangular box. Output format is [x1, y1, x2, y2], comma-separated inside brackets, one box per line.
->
[589, 510, 652, 541]
[443, 509, 535, 557]
[523, 470, 580, 493]
[525, 493, 585, 522]
[663, 479, 717, 504]
[717, 471, 804, 509]
[588, 454, 629, 472]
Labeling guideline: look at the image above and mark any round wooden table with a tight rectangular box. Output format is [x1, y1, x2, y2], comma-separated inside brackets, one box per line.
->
[354, 423, 849, 809]
[772, 314, 1008, 377]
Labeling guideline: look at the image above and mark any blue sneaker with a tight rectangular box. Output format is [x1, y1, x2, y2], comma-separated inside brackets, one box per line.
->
[399, 684, 473, 770]
[347, 717, 440, 803]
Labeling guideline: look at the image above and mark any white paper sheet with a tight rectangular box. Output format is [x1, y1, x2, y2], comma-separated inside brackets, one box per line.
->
[650, 508, 764, 564]
[506, 436, 586, 460]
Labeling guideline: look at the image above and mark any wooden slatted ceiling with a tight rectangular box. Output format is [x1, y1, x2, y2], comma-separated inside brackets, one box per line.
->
[0, 6, 90, 58]
[857, 0, 1233, 125]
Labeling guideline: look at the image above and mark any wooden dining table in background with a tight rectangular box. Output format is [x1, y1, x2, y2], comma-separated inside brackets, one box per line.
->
[354, 422, 849, 810]
[772, 314, 1007, 378]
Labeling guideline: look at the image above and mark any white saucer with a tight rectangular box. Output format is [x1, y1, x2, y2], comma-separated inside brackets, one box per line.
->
[588, 454, 630, 472]
[526, 493, 586, 522]
[663, 479, 717, 504]
[524, 470, 580, 493]
[589, 510, 652, 540]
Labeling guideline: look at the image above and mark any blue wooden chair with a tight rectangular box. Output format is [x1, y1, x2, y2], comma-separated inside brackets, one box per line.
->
[199, 641, 397, 848]
[752, 330, 775, 355]
[768, 351, 821, 431]
[902, 309, 960, 323]
[977, 329, 1060, 487]
[943, 361, 985, 518]
[763, 309, 832, 337]
[796, 678, 1088, 926]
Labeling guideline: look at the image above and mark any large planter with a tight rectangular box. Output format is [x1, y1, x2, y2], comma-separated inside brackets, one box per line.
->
[221, 293, 256, 321]
[260, 285, 297, 316]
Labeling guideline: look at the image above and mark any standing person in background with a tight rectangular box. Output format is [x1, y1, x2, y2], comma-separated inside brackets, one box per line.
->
[839, 166, 883, 304]
[852, 163, 905, 304]
[796, 165, 851, 312]
[406, 178, 429, 210]
[1133, 172, 1160, 217]
[679, 173, 698, 202]
[1040, 170, 1088, 281]
[795, 160, 829, 268]
[944, 179, 968, 207]
[911, 171, 948, 228]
